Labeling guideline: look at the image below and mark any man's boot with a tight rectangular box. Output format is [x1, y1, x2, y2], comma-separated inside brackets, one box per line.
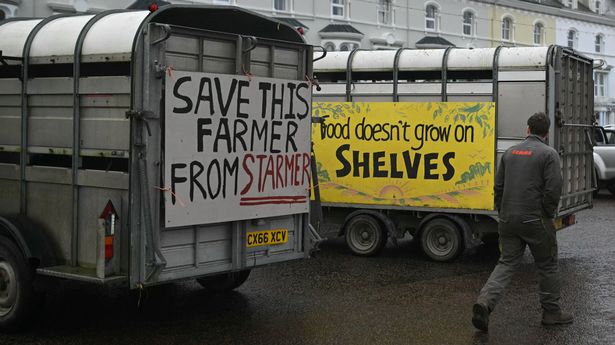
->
[542, 310, 574, 325]
[472, 302, 490, 331]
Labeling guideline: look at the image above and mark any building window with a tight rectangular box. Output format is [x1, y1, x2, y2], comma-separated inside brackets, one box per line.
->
[595, 34, 604, 53]
[324, 42, 336, 52]
[425, 4, 438, 31]
[594, 72, 607, 97]
[567, 29, 577, 48]
[378, 0, 393, 25]
[332, 0, 345, 18]
[274, 0, 289, 12]
[213, 0, 232, 4]
[339, 42, 358, 51]
[463, 11, 474, 36]
[502, 17, 512, 41]
[533, 23, 543, 45]
[595, 0, 601, 13]
[0, 10, 5, 20]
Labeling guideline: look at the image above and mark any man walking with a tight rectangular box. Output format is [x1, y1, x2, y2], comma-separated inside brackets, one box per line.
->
[472, 112, 573, 331]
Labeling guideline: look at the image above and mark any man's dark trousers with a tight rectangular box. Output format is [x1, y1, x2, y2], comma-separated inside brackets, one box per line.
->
[477, 216, 560, 313]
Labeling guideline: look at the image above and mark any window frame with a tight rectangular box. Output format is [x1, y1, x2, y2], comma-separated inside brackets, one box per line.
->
[425, 4, 438, 32]
[462, 10, 474, 37]
[533, 22, 544, 45]
[378, 0, 393, 25]
[595, 34, 604, 53]
[567, 29, 577, 49]
[332, 0, 345, 18]
[501, 17, 512, 42]
[594, 71, 607, 97]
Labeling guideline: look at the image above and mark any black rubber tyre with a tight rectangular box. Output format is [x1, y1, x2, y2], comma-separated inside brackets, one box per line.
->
[344, 214, 387, 256]
[607, 183, 615, 196]
[420, 218, 463, 262]
[0, 239, 34, 332]
[196, 270, 251, 292]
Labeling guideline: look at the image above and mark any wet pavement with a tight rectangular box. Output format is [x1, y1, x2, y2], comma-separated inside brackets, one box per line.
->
[1, 194, 614, 345]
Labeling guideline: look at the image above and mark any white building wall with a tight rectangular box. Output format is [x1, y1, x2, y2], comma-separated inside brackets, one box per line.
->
[557, 16, 615, 125]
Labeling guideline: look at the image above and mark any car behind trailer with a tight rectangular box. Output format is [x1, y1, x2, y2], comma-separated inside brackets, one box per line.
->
[0, 5, 321, 331]
[311, 46, 594, 261]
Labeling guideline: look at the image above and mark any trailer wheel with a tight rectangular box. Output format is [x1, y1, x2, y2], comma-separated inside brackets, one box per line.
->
[196, 269, 251, 293]
[607, 183, 615, 196]
[345, 214, 387, 256]
[0, 239, 34, 332]
[420, 218, 463, 262]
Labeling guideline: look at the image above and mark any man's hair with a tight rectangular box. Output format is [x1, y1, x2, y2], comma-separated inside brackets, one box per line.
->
[527, 112, 550, 136]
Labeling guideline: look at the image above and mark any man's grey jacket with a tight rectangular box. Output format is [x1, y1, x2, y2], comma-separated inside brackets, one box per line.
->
[494, 134, 563, 221]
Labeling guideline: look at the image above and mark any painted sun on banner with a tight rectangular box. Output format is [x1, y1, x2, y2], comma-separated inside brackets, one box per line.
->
[312, 102, 496, 210]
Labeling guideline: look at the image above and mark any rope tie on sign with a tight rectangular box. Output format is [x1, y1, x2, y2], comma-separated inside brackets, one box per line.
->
[242, 64, 254, 81]
[165, 66, 174, 78]
[153, 185, 185, 207]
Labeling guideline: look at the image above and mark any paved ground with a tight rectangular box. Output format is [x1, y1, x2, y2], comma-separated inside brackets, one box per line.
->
[1, 194, 614, 345]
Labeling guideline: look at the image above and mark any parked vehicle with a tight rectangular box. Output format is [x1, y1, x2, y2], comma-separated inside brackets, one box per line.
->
[593, 126, 615, 194]
[0, 5, 320, 331]
[311, 46, 594, 261]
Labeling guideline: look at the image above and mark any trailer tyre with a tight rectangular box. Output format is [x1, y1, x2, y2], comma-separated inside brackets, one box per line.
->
[345, 214, 387, 256]
[420, 218, 463, 262]
[607, 183, 615, 196]
[196, 269, 251, 293]
[0, 239, 34, 332]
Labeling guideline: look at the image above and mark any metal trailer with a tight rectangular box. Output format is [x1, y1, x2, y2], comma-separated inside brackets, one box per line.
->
[312, 46, 594, 261]
[0, 5, 320, 331]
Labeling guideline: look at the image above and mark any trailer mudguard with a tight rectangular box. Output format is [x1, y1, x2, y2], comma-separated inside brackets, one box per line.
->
[0, 216, 58, 268]
[340, 209, 399, 239]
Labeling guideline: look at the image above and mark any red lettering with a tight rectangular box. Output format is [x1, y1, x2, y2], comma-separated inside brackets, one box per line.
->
[276, 155, 284, 189]
[302, 153, 311, 186]
[240, 154, 255, 195]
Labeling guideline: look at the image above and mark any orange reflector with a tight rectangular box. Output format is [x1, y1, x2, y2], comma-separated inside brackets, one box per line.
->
[105, 236, 113, 260]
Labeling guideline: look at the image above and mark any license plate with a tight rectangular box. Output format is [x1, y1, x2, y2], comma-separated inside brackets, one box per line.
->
[246, 229, 288, 248]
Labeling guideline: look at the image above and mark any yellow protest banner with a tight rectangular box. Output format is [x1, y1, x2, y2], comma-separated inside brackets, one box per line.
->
[312, 102, 496, 210]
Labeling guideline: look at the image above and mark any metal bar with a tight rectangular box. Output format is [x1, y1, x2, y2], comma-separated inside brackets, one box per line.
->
[392, 47, 409, 102]
[346, 49, 359, 102]
[19, 14, 73, 216]
[492, 45, 504, 171]
[71, 9, 128, 267]
[441, 47, 454, 102]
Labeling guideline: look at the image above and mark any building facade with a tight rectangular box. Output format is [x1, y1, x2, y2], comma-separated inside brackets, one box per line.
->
[2, 0, 615, 124]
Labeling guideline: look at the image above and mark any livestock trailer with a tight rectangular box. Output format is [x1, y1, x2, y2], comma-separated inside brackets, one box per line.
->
[0, 5, 319, 330]
[312, 46, 594, 260]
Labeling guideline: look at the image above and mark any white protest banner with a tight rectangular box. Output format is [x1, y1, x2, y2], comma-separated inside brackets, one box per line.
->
[164, 71, 312, 227]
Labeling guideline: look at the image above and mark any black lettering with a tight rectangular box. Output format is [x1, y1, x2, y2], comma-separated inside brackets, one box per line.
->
[170, 163, 187, 205]
[194, 77, 214, 114]
[172, 76, 193, 114]
[214, 77, 237, 117]
[442, 152, 456, 181]
[295, 83, 309, 119]
[424, 153, 439, 180]
[373, 151, 387, 177]
[233, 119, 248, 152]
[270, 121, 282, 154]
[207, 160, 222, 199]
[390, 153, 403, 178]
[402, 151, 421, 178]
[285, 83, 296, 119]
[223, 158, 239, 197]
[285, 121, 298, 152]
[259, 82, 271, 118]
[271, 84, 284, 119]
[236, 80, 250, 118]
[250, 120, 268, 151]
[353, 151, 370, 178]
[197, 118, 212, 152]
[190, 161, 206, 201]
[335, 144, 351, 177]
[214, 118, 231, 153]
